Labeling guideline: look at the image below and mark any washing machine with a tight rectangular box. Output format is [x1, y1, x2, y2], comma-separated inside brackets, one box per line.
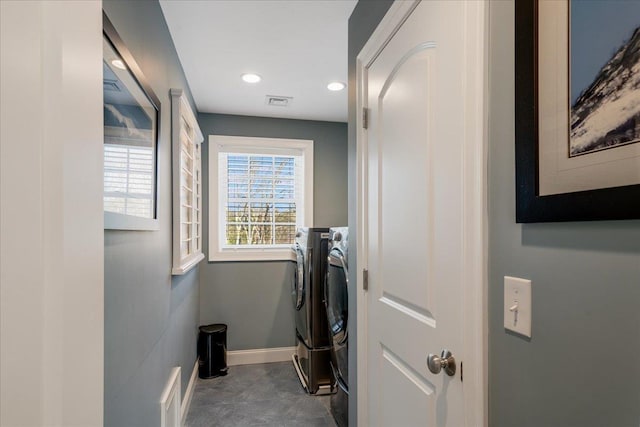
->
[325, 227, 349, 426]
[291, 227, 334, 395]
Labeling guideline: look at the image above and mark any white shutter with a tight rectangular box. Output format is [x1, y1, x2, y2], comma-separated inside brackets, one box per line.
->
[194, 142, 202, 254]
[179, 120, 194, 260]
[104, 144, 154, 218]
[218, 151, 301, 247]
[171, 89, 204, 275]
[293, 154, 305, 230]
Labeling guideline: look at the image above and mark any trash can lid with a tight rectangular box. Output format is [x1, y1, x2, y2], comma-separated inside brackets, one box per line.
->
[199, 323, 227, 334]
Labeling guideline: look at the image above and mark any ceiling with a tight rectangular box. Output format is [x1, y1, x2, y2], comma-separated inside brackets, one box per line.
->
[159, 0, 357, 123]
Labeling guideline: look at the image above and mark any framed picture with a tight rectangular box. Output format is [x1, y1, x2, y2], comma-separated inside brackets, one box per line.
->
[103, 12, 161, 230]
[515, 0, 640, 223]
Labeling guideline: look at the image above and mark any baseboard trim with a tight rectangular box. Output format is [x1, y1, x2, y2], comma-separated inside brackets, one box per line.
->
[227, 346, 296, 366]
[181, 358, 199, 425]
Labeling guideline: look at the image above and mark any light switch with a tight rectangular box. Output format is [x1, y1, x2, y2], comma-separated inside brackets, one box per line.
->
[504, 276, 531, 338]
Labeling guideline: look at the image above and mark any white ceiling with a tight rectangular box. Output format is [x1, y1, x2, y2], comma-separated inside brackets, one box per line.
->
[159, 0, 357, 123]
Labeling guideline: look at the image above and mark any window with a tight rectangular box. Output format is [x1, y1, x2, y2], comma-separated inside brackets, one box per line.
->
[209, 135, 313, 261]
[171, 89, 204, 274]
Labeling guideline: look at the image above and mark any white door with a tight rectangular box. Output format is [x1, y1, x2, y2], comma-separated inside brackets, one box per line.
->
[357, 1, 486, 426]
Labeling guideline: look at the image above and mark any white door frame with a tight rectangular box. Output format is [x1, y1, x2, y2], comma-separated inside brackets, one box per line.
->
[355, 1, 488, 425]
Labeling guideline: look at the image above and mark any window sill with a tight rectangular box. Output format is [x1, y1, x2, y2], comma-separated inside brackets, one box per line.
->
[208, 248, 296, 262]
[172, 252, 205, 275]
[105, 211, 159, 231]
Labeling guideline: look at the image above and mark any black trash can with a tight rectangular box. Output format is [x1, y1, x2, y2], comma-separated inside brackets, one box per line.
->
[198, 324, 228, 379]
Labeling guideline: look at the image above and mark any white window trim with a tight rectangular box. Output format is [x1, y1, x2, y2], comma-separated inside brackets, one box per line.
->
[208, 135, 313, 262]
[171, 89, 205, 275]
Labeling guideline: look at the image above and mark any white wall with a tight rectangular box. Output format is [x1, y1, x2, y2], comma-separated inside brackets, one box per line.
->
[0, 1, 104, 425]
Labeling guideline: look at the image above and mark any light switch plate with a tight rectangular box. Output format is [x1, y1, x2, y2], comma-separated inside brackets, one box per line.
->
[504, 276, 531, 338]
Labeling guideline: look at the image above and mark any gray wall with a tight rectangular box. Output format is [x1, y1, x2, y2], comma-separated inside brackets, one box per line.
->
[349, 1, 640, 427]
[103, 1, 200, 426]
[347, 2, 394, 426]
[488, 2, 640, 426]
[198, 113, 348, 351]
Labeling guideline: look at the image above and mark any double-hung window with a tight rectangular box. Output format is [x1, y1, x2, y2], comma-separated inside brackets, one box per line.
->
[209, 135, 313, 261]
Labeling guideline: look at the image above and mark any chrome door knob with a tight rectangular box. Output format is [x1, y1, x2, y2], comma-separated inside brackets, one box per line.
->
[427, 349, 456, 376]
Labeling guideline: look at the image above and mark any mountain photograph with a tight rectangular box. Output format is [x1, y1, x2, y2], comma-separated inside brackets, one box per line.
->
[569, 1, 640, 157]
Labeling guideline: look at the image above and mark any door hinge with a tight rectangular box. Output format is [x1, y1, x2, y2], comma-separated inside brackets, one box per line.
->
[363, 268, 369, 291]
[362, 107, 369, 129]
[460, 361, 463, 382]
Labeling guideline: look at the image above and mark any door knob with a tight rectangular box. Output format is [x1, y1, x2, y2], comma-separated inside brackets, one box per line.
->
[427, 349, 456, 376]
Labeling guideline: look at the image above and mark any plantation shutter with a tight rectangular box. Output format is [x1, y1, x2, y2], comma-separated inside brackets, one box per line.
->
[218, 146, 306, 248]
[179, 117, 203, 259]
[103, 143, 154, 218]
[170, 88, 204, 275]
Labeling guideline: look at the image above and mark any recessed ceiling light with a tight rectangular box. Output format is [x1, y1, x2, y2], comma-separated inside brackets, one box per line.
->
[327, 81, 346, 91]
[111, 59, 126, 70]
[242, 73, 262, 83]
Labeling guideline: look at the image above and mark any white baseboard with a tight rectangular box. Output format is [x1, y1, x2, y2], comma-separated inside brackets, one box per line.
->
[227, 346, 296, 366]
[181, 358, 199, 425]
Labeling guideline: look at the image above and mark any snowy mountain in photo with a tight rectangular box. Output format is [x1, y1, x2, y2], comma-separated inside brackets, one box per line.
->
[570, 26, 640, 157]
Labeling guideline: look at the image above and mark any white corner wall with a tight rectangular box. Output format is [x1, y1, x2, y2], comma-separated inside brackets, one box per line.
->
[1, 1, 104, 425]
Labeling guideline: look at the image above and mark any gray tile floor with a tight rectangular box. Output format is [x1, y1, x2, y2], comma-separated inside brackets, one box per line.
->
[185, 361, 337, 427]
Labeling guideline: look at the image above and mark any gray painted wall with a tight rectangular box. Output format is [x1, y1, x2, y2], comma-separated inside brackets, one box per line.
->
[488, 2, 640, 426]
[102, 1, 200, 426]
[198, 113, 348, 351]
[347, 2, 394, 426]
[349, 1, 640, 426]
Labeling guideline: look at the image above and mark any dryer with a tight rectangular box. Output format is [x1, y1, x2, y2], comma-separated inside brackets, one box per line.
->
[325, 227, 349, 426]
[291, 227, 334, 395]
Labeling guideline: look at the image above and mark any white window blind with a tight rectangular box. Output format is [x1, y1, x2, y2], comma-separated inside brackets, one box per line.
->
[219, 153, 304, 247]
[209, 136, 313, 261]
[104, 144, 154, 218]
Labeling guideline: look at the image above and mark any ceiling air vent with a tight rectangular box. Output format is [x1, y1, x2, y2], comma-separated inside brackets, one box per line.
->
[265, 95, 293, 107]
[103, 79, 121, 92]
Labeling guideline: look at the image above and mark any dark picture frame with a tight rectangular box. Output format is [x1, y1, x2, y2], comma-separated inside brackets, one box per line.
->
[515, 0, 640, 223]
[103, 11, 161, 230]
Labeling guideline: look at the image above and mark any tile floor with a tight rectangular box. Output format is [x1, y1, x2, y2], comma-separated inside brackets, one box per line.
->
[185, 361, 337, 427]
